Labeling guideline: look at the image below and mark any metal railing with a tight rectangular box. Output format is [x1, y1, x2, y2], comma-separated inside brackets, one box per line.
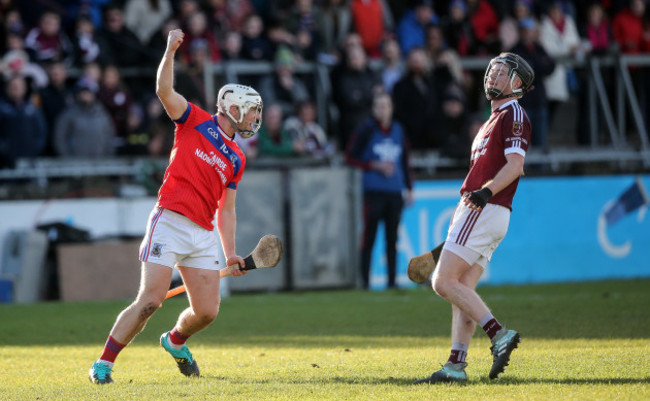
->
[2, 54, 650, 187]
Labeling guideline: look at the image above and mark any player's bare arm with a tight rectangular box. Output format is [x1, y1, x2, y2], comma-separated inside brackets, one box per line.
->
[217, 188, 247, 276]
[465, 153, 525, 211]
[156, 29, 188, 120]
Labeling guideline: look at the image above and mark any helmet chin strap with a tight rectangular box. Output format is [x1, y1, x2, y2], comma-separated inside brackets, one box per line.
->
[487, 76, 522, 100]
[221, 106, 245, 137]
[218, 111, 240, 138]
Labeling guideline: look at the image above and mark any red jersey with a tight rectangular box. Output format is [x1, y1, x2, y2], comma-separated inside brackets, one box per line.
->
[157, 103, 246, 230]
[460, 100, 531, 210]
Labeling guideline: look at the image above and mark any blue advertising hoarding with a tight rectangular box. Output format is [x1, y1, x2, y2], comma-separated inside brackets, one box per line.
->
[369, 175, 650, 289]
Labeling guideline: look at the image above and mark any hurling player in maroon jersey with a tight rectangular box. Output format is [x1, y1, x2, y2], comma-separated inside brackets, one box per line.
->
[90, 29, 263, 385]
[415, 53, 535, 384]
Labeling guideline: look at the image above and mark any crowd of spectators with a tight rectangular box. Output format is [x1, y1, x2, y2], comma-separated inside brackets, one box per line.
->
[1, 0, 650, 169]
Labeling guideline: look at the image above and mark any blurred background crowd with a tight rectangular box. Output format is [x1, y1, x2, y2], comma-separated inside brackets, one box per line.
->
[1, 0, 650, 176]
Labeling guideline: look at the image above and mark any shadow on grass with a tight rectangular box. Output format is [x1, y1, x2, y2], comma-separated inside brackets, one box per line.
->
[198, 374, 650, 386]
[479, 376, 650, 385]
[201, 374, 418, 386]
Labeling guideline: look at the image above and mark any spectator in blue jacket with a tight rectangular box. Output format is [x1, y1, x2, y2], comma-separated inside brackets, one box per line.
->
[396, 0, 438, 56]
[345, 92, 413, 289]
[0, 75, 47, 168]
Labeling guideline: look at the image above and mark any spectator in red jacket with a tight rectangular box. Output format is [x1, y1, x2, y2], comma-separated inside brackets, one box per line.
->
[612, 0, 645, 54]
[467, 0, 501, 55]
[350, 0, 394, 59]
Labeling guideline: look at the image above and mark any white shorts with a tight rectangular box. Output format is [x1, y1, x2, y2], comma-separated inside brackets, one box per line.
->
[139, 208, 225, 270]
[443, 201, 510, 267]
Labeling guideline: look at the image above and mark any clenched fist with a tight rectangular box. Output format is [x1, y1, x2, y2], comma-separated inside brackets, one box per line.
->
[166, 29, 185, 52]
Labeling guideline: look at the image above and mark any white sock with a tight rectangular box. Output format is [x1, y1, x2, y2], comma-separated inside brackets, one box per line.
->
[166, 333, 184, 350]
[97, 359, 114, 369]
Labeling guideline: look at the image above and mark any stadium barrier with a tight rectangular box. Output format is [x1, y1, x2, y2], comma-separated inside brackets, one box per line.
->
[369, 174, 650, 289]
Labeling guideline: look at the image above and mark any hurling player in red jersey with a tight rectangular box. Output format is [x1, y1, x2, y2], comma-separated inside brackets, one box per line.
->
[90, 29, 263, 385]
[415, 53, 534, 384]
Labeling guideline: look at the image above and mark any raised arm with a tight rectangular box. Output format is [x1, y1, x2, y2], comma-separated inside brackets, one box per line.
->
[156, 29, 188, 120]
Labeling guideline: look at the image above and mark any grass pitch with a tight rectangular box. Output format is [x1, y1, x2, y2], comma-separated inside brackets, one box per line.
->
[0, 279, 649, 400]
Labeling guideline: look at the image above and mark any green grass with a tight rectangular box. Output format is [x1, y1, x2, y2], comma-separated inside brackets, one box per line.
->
[0, 279, 649, 400]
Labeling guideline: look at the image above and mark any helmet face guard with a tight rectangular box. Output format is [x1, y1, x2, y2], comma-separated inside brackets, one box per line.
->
[231, 102, 263, 139]
[484, 52, 534, 100]
[217, 84, 263, 138]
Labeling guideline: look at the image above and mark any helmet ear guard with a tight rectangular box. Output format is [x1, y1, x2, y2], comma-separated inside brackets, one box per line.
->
[484, 52, 535, 100]
[217, 84, 263, 138]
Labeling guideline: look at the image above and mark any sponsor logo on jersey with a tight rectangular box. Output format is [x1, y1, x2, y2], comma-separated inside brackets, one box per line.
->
[195, 148, 230, 184]
[217, 170, 227, 184]
[207, 127, 219, 141]
[195, 148, 226, 170]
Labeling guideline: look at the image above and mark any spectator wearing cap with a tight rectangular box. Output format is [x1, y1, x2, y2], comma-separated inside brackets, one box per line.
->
[54, 79, 116, 157]
[509, 17, 556, 151]
[0, 75, 47, 168]
[396, 0, 438, 56]
[258, 46, 311, 116]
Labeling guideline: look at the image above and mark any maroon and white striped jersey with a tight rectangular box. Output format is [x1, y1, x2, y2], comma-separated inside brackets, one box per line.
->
[460, 99, 531, 210]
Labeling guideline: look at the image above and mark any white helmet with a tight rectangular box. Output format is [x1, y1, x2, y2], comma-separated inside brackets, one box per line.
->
[217, 84, 263, 138]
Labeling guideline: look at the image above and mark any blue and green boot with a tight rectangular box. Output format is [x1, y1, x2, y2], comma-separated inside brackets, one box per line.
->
[160, 332, 200, 377]
[414, 362, 468, 384]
